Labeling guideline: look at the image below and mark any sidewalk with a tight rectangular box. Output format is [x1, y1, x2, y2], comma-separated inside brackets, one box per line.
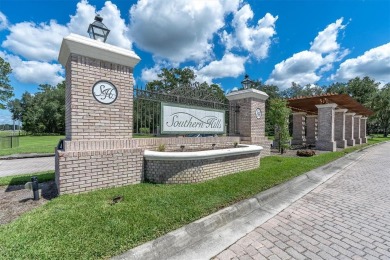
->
[0, 156, 54, 177]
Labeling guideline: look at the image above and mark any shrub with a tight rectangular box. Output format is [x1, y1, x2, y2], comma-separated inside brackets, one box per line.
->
[139, 128, 150, 134]
[296, 150, 316, 157]
[157, 144, 165, 152]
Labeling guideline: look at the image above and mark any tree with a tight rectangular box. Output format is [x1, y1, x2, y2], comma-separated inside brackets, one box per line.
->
[19, 81, 65, 134]
[0, 57, 14, 109]
[7, 99, 22, 122]
[325, 82, 348, 94]
[371, 83, 390, 137]
[269, 99, 291, 154]
[146, 68, 196, 92]
[347, 76, 379, 106]
[280, 82, 324, 98]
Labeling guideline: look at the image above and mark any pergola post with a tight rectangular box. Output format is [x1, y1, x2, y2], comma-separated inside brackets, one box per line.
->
[360, 117, 368, 143]
[291, 112, 306, 146]
[305, 115, 317, 146]
[315, 103, 337, 151]
[354, 115, 362, 144]
[334, 109, 347, 148]
[345, 113, 355, 146]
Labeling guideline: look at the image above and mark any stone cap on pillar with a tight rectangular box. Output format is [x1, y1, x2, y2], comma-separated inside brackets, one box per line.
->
[361, 117, 368, 120]
[345, 112, 356, 116]
[58, 33, 141, 67]
[354, 115, 363, 118]
[315, 103, 337, 109]
[226, 88, 269, 101]
[335, 109, 348, 113]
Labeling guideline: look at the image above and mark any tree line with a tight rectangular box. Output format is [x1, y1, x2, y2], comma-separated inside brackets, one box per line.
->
[0, 58, 389, 137]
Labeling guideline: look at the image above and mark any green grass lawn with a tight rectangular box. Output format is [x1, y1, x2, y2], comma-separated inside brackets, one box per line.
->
[0, 171, 54, 186]
[0, 135, 64, 156]
[0, 137, 389, 259]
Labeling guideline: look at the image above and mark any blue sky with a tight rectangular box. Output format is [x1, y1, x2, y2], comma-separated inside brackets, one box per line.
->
[0, 0, 389, 124]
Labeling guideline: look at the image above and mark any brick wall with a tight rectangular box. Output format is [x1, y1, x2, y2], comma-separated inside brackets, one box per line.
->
[145, 152, 260, 184]
[66, 54, 134, 140]
[55, 148, 143, 194]
[291, 113, 306, 145]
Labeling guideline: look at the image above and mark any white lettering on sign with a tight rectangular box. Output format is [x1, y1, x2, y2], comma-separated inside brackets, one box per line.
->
[161, 103, 225, 134]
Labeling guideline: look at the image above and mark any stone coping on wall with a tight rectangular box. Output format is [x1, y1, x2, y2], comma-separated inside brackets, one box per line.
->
[62, 136, 241, 152]
[144, 144, 263, 161]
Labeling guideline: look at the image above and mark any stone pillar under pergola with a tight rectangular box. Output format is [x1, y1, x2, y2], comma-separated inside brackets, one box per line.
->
[315, 103, 337, 152]
[345, 112, 355, 146]
[334, 109, 347, 148]
[354, 115, 362, 145]
[291, 112, 306, 146]
[305, 115, 317, 146]
[360, 117, 368, 143]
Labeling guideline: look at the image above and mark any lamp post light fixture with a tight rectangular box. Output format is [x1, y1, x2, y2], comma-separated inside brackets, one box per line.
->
[87, 15, 110, 42]
[241, 74, 253, 89]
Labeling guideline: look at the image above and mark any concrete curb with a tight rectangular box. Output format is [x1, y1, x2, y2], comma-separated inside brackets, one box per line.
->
[0, 153, 54, 160]
[112, 142, 385, 260]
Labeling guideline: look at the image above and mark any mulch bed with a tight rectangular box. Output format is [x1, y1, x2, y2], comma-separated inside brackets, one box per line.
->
[0, 181, 57, 225]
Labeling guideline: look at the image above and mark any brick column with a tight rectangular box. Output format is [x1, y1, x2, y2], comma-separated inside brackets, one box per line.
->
[226, 89, 270, 156]
[55, 34, 142, 194]
[305, 115, 317, 146]
[360, 117, 368, 143]
[334, 109, 347, 148]
[315, 103, 337, 151]
[345, 112, 355, 146]
[291, 112, 306, 146]
[354, 115, 362, 144]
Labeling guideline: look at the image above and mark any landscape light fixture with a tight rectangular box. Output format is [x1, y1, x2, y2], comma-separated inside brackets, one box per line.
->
[87, 15, 110, 42]
[241, 74, 253, 89]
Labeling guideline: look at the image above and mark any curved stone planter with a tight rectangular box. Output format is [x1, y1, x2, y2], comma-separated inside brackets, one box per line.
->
[144, 145, 263, 184]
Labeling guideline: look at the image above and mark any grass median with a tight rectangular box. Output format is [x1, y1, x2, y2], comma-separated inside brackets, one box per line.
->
[0, 135, 64, 156]
[0, 137, 389, 259]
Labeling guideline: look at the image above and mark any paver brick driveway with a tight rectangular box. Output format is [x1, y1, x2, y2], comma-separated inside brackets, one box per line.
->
[214, 142, 390, 260]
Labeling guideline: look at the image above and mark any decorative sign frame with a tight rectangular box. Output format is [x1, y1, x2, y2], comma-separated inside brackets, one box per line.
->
[255, 108, 262, 119]
[161, 102, 225, 134]
[92, 80, 118, 105]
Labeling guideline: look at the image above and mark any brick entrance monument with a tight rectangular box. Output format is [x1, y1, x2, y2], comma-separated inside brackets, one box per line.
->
[56, 34, 142, 194]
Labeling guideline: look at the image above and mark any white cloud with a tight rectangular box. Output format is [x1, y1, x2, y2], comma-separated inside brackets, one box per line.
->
[266, 18, 347, 89]
[197, 53, 246, 83]
[1, 20, 69, 62]
[331, 43, 390, 84]
[0, 12, 8, 30]
[2, 0, 131, 62]
[141, 65, 162, 82]
[266, 51, 323, 87]
[0, 51, 64, 85]
[223, 5, 278, 60]
[129, 0, 240, 63]
[310, 18, 346, 54]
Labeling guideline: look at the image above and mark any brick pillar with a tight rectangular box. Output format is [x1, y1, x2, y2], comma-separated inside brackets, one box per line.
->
[354, 115, 362, 144]
[291, 112, 306, 146]
[334, 109, 347, 148]
[315, 103, 337, 151]
[305, 115, 317, 145]
[226, 89, 270, 156]
[55, 34, 142, 194]
[360, 117, 368, 143]
[345, 112, 355, 146]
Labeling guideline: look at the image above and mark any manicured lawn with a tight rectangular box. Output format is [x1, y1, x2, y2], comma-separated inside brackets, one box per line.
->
[0, 171, 54, 186]
[0, 137, 389, 259]
[0, 135, 64, 156]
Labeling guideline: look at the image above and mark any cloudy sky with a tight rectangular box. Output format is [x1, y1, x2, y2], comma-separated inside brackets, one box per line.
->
[0, 0, 389, 123]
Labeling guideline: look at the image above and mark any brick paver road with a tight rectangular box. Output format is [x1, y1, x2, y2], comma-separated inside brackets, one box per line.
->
[214, 142, 390, 260]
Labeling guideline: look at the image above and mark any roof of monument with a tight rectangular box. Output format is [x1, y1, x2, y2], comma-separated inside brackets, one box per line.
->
[287, 93, 374, 116]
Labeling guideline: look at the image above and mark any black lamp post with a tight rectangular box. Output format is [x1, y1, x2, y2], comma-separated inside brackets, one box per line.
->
[241, 74, 253, 89]
[87, 15, 110, 42]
